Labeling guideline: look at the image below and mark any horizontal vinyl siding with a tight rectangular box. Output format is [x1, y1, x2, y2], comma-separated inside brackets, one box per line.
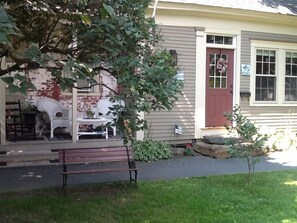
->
[144, 25, 196, 142]
[240, 31, 297, 133]
[240, 99, 297, 133]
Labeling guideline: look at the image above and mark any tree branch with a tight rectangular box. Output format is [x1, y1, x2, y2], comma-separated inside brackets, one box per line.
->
[75, 82, 118, 95]
[0, 63, 20, 76]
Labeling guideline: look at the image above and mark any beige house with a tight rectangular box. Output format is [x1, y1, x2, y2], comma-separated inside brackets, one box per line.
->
[144, 0, 297, 143]
[1, 0, 297, 146]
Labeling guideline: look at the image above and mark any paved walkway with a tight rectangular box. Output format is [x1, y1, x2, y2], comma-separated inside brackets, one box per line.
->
[1, 151, 297, 193]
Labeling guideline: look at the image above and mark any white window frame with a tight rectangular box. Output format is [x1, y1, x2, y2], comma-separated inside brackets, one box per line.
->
[63, 74, 100, 96]
[250, 40, 297, 106]
[206, 34, 237, 49]
[76, 78, 96, 93]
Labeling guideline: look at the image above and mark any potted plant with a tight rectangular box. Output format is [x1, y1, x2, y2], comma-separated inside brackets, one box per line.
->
[86, 108, 95, 119]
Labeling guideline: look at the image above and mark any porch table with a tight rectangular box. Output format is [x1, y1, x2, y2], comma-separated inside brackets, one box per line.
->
[77, 117, 109, 140]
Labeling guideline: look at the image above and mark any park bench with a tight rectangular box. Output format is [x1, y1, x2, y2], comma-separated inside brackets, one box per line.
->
[57, 146, 138, 191]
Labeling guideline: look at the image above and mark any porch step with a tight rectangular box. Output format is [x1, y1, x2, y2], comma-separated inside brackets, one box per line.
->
[193, 135, 231, 159]
[193, 141, 231, 159]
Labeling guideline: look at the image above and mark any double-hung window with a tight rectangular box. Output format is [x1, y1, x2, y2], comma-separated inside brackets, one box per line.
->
[251, 41, 297, 105]
[285, 52, 297, 101]
[255, 49, 276, 101]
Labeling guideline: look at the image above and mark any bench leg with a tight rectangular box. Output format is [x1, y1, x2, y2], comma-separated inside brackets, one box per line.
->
[135, 170, 138, 188]
[62, 174, 68, 192]
[129, 171, 132, 184]
[129, 170, 138, 188]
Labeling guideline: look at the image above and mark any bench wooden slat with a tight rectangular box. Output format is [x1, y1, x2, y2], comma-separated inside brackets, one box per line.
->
[61, 155, 130, 163]
[58, 151, 130, 157]
[58, 152, 133, 163]
[60, 151, 132, 156]
[61, 167, 138, 175]
[59, 147, 129, 154]
[58, 150, 132, 158]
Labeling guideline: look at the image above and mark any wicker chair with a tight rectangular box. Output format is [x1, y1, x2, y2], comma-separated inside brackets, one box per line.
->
[94, 97, 125, 136]
[37, 98, 71, 139]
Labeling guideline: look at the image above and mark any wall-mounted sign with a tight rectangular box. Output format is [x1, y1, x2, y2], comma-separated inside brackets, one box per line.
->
[241, 64, 251, 75]
[174, 124, 182, 134]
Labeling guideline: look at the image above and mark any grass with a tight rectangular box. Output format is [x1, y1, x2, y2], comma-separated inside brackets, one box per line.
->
[1, 170, 297, 223]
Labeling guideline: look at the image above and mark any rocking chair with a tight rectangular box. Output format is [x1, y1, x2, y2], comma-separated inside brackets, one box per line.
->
[5, 100, 36, 140]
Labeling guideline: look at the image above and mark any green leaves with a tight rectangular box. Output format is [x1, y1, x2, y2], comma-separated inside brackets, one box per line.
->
[103, 4, 114, 16]
[224, 105, 268, 178]
[1, 0, 183, 144]
[0, 7, 20, 47]
[132, 139, 173, 162]
[1, 72, 36, 94]
[99, 3, 114, 19]
[80, 14, 91, 26]
[24, 44, 42, 60]
[0, 8, 8, 23]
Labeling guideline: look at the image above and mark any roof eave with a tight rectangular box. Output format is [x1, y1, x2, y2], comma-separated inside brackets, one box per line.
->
[149, 1, 297, 26]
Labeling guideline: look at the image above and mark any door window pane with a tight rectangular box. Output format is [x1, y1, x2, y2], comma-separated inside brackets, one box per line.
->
[215, 36, 223, 44]
[206, 35, 233, 45]
[224, 37, 233, 45]
[209, 53, 228, 89]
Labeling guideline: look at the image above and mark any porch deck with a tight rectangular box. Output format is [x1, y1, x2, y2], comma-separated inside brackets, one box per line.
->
[0, 135, 124, 168]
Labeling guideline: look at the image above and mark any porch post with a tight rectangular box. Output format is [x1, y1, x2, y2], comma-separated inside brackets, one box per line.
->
[195, 27, 206, 138]
[72, 86, 78, 142]
[135, 111, 144, 141]
[0, 57, 6, 145]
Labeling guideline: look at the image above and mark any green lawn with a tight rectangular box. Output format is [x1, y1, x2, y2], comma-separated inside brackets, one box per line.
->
[1, 170, 297, 223]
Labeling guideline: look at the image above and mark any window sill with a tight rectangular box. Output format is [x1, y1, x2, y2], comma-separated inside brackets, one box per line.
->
[250, 102, 297, 106]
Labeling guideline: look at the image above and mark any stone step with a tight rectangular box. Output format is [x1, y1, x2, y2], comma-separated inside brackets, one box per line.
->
[193, 141, 231, 159]
[194, 134, 265, 159]
[203, 134, 231, 145]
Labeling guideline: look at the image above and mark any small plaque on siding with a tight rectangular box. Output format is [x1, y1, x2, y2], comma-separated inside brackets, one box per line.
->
[241, 64, 251, 76]
[241, 64, 251, 75]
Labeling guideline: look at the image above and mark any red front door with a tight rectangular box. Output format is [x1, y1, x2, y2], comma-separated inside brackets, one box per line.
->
[205, 48, 234, 127]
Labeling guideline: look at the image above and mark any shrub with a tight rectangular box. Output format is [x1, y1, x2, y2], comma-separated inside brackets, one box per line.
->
[224, 105, 268, 177]
[266, 130, 297, 151]
[132, 139, 173, 162]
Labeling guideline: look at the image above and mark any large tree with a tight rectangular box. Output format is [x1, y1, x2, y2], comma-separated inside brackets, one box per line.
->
[0, 0, 182, 143]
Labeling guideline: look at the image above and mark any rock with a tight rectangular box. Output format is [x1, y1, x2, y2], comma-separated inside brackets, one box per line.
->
[193, 141, 231, 159]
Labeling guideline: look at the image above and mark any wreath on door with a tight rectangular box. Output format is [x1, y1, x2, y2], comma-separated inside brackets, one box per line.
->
[216, 55, 228, 74]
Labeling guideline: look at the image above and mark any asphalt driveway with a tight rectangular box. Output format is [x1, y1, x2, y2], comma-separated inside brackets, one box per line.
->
[1, 151, 297, 193]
